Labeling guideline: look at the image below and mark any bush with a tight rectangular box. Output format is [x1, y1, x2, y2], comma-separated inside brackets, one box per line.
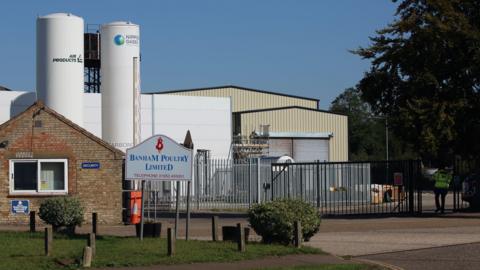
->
[38, 197, 84, 233]
[248, 199, 321, 245]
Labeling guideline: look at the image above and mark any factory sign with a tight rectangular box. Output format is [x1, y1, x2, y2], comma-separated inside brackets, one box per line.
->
[394, 172, 403, 186]
[125, 135, 192, 181]
[52, 54, 83, 63]
[11, 200, 30, 215]
[114, 34, 139, 46]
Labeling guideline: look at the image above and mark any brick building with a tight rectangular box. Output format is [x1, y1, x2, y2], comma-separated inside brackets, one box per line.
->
[0, 102, 124, 224]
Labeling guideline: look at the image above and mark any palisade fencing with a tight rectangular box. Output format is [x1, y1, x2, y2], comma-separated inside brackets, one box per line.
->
[453, 159, 480, 211]
[140, 157, 422, 217]
[270, 160, 421, 216]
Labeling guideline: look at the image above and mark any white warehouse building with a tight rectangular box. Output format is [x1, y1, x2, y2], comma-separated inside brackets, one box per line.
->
[0, 91, 232, 158]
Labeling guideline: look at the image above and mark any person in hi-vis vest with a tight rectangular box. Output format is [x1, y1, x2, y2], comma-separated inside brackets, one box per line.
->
[432, 165, 453, 214]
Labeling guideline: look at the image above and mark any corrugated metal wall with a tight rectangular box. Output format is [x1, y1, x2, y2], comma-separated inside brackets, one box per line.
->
[239, 108, 348, 161]
[162, 86, 318, 112]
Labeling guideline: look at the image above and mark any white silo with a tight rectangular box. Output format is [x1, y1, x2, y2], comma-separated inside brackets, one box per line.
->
[36, 13, 84, 126]
[100, 21, 140, 151]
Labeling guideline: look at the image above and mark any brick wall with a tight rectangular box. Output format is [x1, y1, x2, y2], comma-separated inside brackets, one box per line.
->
[0, 104, 124, 225]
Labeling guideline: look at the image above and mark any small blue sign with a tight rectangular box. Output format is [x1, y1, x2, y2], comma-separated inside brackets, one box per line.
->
[11, 200, 29, 214]
[82, 162, 100, 169]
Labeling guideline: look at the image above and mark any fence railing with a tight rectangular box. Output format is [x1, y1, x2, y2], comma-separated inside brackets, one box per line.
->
[136, 157, 424, 217]
[270, 160, 421, 216]
[453, 159, 480, 211]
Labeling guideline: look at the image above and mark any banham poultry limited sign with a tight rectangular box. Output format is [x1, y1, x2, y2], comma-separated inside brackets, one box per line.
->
[125, 135, 193, 181]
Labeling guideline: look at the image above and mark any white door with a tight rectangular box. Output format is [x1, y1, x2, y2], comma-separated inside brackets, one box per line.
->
[293, 139, 329, 162]
[268, 139, 292, 157]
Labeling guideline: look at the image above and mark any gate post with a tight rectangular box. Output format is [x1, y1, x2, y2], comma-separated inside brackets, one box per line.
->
[271, 164, 274, 201]
[416, 160, 422, 214]
[257, 157, 261, 203]
[195, 154, 200, 210]
[408, 160, 415, 214]
[316, 161, 320, 208]
[248, 158, 252, 206]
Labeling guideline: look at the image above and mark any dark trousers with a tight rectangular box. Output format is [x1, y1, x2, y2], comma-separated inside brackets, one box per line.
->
[434, 188, 448, 212]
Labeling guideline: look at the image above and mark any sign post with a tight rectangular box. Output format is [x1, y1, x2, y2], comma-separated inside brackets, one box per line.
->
[140, 180, 145, 240]
[126, 135, 193, 241]
[186, 180, 191, 240]
[175, 181, 180, 239]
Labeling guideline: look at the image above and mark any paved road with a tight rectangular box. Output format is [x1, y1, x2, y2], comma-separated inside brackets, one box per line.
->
[307, 225, 480, 256]
[304, 214, 480, 256]
[359, 242, 480, 270]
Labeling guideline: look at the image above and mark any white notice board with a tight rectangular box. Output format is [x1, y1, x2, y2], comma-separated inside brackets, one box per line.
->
[125, 135, 192, 181]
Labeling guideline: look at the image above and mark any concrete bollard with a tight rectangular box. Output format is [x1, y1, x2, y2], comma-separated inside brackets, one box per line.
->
[29, 211, 36, 233]
[82, 246, 92, 267]
[44, 227, 52, 256]
[92, 213, 98, 235]
[167, 228, 175, 256]
[294, 221, 302, 248]
[237, 223, 245, 252]
[88, 233, 96, 257]
[211, 216, 219, 241]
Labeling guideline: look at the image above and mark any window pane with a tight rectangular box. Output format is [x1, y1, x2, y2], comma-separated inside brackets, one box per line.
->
[13, 162, 37, 190]
[40, 162, 65, 191]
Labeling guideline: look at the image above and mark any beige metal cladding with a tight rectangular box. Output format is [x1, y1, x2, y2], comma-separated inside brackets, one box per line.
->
[239, 108, 348, 161]
[162, 86, 318, 112]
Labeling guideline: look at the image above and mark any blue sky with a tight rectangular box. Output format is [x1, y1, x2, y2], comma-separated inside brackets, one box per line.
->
[0, 0, 397, 109]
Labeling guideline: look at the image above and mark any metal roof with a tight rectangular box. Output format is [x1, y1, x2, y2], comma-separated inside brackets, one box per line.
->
[255, 131, 333, 139]
[149, 85, 320, 102]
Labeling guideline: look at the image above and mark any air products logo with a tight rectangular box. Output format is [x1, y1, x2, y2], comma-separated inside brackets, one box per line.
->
[114, 34, 125, 46]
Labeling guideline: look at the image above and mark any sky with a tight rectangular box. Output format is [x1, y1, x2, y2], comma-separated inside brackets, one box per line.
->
[0, 0, 398, 109]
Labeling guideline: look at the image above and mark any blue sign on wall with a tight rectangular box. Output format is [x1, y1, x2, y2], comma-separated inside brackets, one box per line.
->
[11, 200, 30, 214]
[81, 162, 100, 169]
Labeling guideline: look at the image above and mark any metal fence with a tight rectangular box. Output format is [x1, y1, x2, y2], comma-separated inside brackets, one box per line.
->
[136, 156, 423, 217]
[270, 160, 421, 216]
[453, 159, 480, 211]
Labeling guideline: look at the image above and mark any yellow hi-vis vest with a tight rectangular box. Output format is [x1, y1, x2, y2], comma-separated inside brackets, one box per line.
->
[433, 170, 452, 189]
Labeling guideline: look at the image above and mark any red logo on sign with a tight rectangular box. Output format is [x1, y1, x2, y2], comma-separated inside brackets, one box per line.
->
[155, 138, 164, 152]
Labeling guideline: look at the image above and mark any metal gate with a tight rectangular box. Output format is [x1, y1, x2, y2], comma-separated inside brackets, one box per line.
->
[270, 160, 422, 216]
[453, 159, 480, 211]
[134, 158, 425, 218]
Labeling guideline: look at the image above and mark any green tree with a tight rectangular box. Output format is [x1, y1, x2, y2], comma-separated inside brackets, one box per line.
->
[354, 0, 480, 162]
[330, 87, 416, 160]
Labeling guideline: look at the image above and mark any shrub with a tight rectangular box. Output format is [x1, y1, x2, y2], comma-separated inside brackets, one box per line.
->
[248, 199, 321, 245]
[38, 197, 84, 233]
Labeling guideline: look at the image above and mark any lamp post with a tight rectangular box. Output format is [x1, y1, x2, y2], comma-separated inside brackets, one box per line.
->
[385, 118, 389, 161]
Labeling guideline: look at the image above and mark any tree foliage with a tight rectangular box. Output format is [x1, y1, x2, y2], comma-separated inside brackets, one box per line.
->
[354, 0, 480, 161]
[330, 87, 416, 160]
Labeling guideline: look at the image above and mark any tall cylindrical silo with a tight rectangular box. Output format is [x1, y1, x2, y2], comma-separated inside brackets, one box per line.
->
[36, 13, 84, 127]
[100, 21, 140, 151]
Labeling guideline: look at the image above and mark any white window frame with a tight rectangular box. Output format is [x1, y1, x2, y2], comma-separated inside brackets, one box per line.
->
[9, 159, 68, 195]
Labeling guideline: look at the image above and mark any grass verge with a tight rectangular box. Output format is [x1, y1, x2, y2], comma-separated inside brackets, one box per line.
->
[0, 231, 323, 270]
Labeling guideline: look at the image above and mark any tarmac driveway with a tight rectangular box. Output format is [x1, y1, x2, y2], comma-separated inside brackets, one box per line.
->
[304, 214, 480, 256]
[358, 242, 480, 270]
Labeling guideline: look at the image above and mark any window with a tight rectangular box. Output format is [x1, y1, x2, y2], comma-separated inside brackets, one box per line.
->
[10, 159, 68, 195]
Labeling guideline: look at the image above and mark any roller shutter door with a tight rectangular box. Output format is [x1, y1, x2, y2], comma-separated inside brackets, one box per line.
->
[293, 139, 329, 162]
[268, 139, 292, 157]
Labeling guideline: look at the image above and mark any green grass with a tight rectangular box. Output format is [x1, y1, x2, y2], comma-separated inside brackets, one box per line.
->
[0, 231, 323, 270]
[255, 264, 385, 270]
